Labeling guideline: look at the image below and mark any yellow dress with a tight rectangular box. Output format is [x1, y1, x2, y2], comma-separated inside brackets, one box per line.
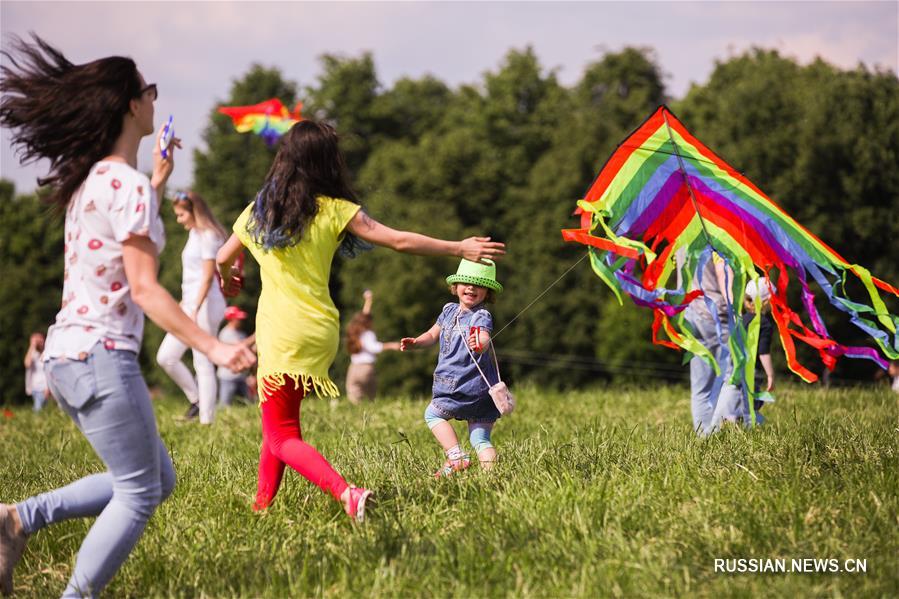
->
[233, 196, 361, 399]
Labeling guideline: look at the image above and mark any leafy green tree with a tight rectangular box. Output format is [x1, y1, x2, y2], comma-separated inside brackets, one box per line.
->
[0, 182, 63, 404]
[304, 53, 380, 174]
[371, 76, 453, 143]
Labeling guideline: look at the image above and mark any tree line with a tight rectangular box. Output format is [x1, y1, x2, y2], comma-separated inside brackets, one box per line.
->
[2, 46, 897, 403]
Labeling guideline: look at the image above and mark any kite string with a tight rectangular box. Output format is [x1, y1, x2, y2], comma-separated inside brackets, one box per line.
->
[492, 252, 589, 340]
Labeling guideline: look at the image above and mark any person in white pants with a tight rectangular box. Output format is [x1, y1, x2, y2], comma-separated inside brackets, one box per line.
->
[156, 191, 227, 424]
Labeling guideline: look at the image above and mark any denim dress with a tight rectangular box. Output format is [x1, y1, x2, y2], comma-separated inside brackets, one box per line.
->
[430, 302, 500, 422]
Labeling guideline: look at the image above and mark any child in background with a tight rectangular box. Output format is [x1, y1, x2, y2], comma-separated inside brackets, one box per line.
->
[23, 332, 49, 412]
[216, 121, 505, 521]
[742, 277, 776, 422]
[217, 306, 254, 407]
[401, 259, 503, 477]
[344, 289, 400, 404]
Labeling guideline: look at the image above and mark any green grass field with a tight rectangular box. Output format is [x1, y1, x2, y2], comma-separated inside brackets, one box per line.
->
[2, 383, 897, 598]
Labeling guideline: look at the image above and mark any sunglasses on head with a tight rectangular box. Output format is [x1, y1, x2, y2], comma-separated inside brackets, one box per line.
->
[139, 83, 158, 100]
[170, 191, 191, 203]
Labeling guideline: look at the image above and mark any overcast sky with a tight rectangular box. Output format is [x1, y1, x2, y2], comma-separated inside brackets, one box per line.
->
[2, 1, 897, 195]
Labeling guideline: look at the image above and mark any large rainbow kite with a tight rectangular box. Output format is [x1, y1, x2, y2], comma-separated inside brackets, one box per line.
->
[217, 98, 303, 146]
[562, 105, 898, 409]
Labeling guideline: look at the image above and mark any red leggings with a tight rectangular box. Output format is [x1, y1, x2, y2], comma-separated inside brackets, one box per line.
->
[253, 377, 349, 511]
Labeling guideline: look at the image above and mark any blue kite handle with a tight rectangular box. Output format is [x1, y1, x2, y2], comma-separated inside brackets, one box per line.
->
[160, 115, 175, 159]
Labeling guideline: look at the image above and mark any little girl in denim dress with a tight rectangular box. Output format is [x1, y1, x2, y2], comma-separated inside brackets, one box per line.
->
[401, 258, 503, 477]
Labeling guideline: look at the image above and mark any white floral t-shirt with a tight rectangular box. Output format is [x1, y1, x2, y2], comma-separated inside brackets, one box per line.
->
[44, 161, 166, 360]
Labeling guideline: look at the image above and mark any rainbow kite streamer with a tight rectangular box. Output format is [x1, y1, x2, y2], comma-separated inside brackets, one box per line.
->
[217, 98, 303, 146]
[562, 105, 899, 403]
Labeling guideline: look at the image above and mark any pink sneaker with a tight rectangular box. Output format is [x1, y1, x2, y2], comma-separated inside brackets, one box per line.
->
[345, 487, 373, 523]
[434, 457, 471, 479]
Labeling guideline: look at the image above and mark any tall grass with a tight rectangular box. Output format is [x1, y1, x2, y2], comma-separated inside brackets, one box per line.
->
[2, 383, 897, 597]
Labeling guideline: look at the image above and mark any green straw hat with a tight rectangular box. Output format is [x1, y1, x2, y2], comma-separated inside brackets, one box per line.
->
[446, 258, 503, 293]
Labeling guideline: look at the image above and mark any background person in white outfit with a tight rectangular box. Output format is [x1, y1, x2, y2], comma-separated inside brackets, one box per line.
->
[344, 290, 400, 403]
[156, 191, 227, 423]
[23, 332, 49, 412]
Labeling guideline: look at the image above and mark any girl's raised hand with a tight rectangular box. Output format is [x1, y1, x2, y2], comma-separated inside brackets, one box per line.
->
[400, 337, 416, 352]
[460, 237, 506, 264]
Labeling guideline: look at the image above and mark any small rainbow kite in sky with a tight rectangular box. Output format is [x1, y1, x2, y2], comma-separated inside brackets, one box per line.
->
[217, 98, 303, 146]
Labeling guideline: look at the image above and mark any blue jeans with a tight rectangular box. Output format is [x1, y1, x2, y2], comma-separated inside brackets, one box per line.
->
[686, 307, 739, 436]
[31, 389, 47, 412]
[16, 344, 176, 598]
[217, 377, 248, 407]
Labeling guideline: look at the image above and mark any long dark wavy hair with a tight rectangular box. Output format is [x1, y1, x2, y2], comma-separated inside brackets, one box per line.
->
[0, 35, 142, 209]
[246, 120, 366, 255]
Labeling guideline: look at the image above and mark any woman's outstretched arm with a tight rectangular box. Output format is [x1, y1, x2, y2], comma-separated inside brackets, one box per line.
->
[345, 210, 505, 264]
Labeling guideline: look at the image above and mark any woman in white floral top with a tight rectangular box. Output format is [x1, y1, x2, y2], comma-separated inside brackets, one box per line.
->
[0, 36, 255, 597]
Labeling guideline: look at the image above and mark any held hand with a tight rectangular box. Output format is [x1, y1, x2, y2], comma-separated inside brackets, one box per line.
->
[221, 266, 243, 297]
[400, 337, 416, 352]
[208, 341, 256, 373]
[467, 330, 480, 352]
[459, 237, 506, 264]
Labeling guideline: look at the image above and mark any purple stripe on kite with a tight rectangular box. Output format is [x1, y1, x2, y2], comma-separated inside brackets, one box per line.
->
[799, 278, 829, 338]
[824, 343, 889, 370]
[615, 156, 680, 235]
[629, 295, 692, 317]
[685, 174, 800, 270]
[615, 272, 697, 315]
[617, 269, 697, 302]
[681, 165, 840, 281]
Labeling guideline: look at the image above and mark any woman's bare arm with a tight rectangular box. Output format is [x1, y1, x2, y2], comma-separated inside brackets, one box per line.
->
[124, 235, 254, 371]
[345, 210, 505, 263]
